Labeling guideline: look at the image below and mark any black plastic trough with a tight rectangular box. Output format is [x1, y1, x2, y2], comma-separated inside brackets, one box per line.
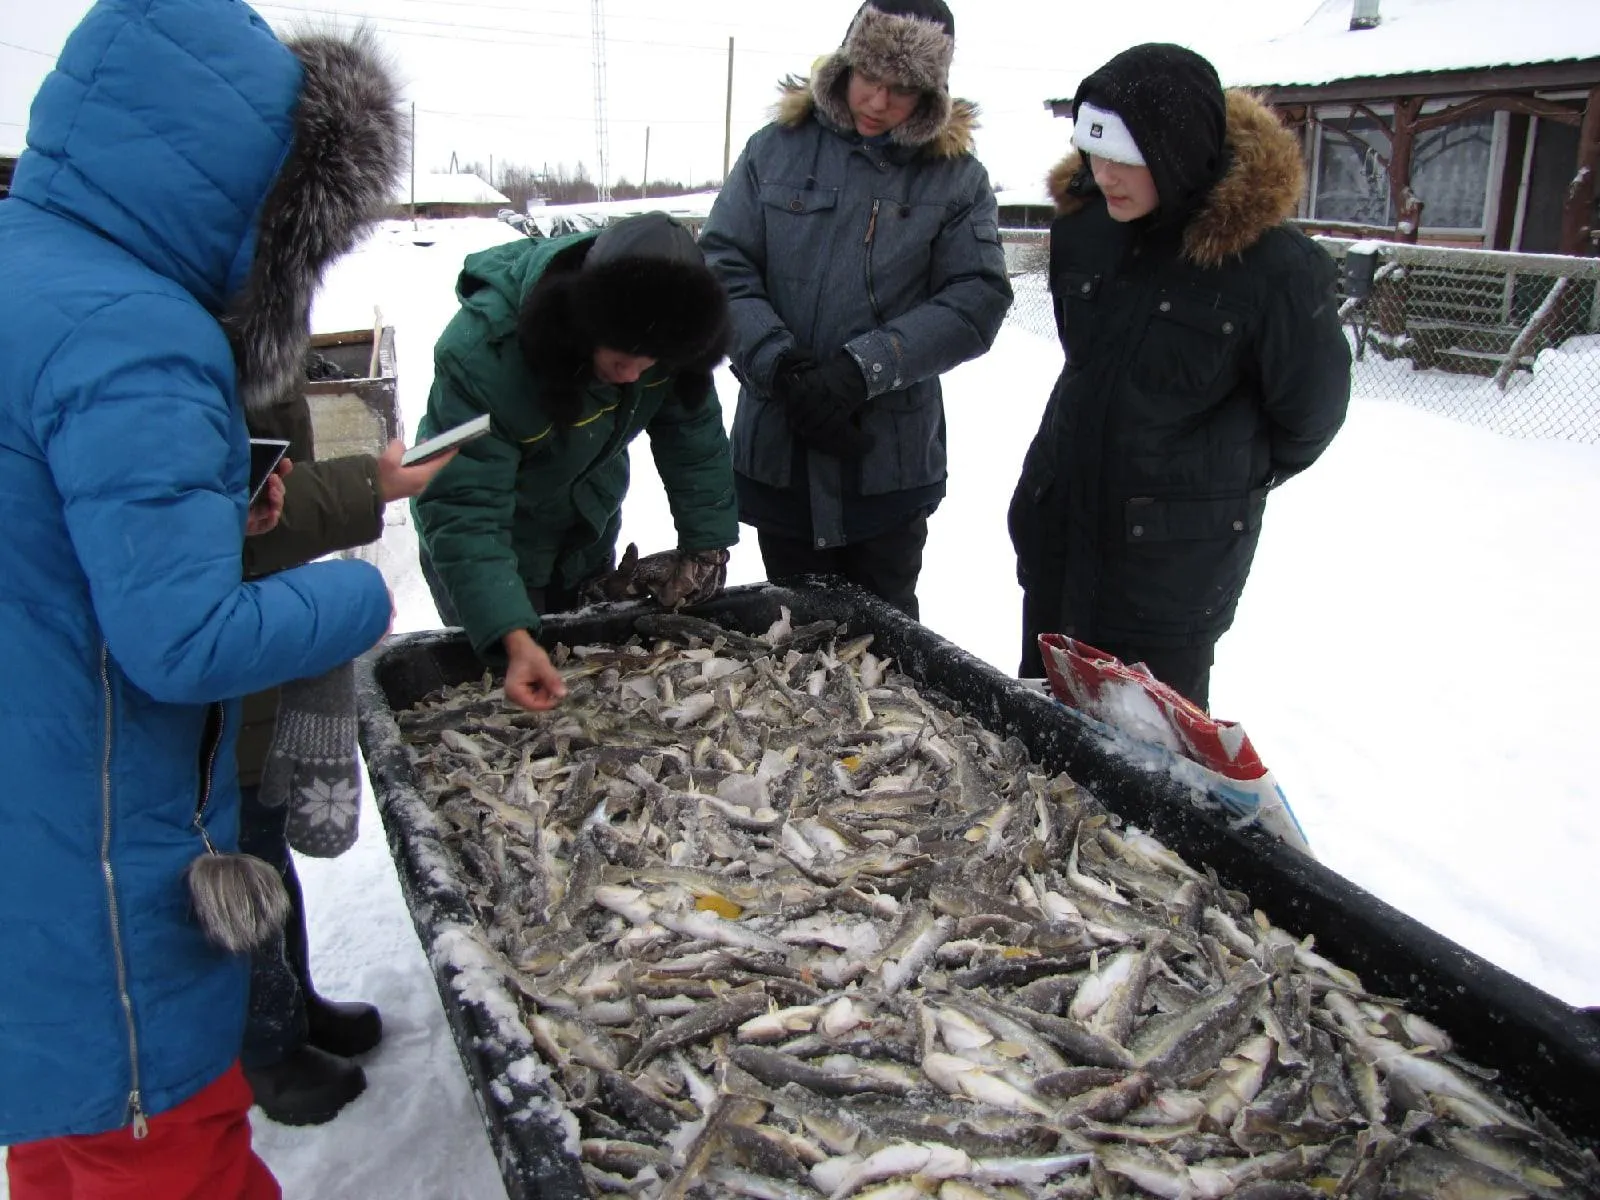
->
[356, 581, 1600, 1200]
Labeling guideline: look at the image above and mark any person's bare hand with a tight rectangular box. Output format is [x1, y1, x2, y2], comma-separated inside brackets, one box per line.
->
[501, 630, 567, 711]
[245, 459, 292, 536]
[376, 438, 458, 504]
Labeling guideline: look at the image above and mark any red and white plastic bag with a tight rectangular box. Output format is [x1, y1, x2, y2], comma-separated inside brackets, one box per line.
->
[1037, 634, 1312, 854]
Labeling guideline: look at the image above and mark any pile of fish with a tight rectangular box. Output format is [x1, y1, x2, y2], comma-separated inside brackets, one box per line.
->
[398, 610, 1595, 1200]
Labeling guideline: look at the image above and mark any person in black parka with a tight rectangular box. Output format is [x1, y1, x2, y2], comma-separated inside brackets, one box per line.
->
[1009, 44, 1351, 709]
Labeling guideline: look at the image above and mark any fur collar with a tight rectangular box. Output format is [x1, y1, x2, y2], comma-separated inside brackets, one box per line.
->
[225, 29, 405, 410]
[775, 76, 978, 160]
[1045, 90, 1304, 267]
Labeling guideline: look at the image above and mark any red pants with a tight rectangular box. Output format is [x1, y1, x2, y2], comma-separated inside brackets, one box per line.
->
[7, 1063, 279, 1200]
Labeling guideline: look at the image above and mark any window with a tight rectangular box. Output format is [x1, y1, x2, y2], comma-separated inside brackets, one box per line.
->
[1312, 107, 1496, 232]
[1314, 114, 1393, 226]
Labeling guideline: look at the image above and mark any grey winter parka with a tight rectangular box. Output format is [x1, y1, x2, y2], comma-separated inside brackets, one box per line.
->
[700, 81, 1012, 548]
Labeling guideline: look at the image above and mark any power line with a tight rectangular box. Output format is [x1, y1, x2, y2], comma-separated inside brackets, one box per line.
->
[250, 3, 1073, 72]
[0, 38, 57, 58]
[417, 105, 716, 127]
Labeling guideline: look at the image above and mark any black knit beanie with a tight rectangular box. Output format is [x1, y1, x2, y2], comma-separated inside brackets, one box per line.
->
[1073, 43, 1228, 224]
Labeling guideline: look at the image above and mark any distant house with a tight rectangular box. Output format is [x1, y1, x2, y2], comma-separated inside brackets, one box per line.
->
[994, 186, 1054, 231]
[0, 148, 20, 200]
[1045, 0, 1600, 255]
[393, 172, 510, 219]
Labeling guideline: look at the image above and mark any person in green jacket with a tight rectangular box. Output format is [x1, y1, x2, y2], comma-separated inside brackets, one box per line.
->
[415, 212, 737, 710]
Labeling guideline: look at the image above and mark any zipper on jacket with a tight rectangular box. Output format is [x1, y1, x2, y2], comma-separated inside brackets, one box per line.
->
[863, 199, 884, 323]
[193, 703, 225, 840]
[97, 645, 149, 1139]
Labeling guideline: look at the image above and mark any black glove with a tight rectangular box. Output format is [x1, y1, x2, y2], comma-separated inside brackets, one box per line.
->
[772, 351, 874, 459]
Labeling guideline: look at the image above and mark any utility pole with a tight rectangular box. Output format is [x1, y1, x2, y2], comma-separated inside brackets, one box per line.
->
[592, 0, 611, 202]
[409, 101, 416, 229]
[723, 36, 735, 182]
[642, 127, 651, 199]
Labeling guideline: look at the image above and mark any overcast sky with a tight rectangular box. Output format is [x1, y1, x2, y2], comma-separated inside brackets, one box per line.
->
[3, 0, 1328, 194]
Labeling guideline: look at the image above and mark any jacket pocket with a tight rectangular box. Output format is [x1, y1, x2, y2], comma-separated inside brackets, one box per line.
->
[857, 385, 943, 496]
[760, 183, 839, 280]
[1008, 451, 1063, 586]
[1131, 293, 1244, 397]
[1111, 490, 1267, 629]
[730, 389, 792, 488]
[1052, 270, 1101, 363]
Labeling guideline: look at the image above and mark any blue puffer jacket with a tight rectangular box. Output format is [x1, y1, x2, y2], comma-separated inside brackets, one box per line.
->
[0, 0, 395, 1144]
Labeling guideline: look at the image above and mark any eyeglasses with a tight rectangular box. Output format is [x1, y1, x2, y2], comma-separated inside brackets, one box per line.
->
[854, 72, 921, 102]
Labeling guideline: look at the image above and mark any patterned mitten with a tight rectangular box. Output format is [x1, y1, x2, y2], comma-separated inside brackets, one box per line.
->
[261, 662, 362, 858]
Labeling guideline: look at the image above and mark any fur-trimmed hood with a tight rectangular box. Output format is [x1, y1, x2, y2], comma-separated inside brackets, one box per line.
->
[224, 30, 406, 410]
[11, 1, 404, 411]
[775, 77, 978, 160]
[1046, 90, 1305, 267]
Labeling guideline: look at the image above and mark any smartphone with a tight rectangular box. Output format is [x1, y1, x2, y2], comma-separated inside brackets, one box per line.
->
[248, 438, 291, 504]
[401, 413, 492, 467]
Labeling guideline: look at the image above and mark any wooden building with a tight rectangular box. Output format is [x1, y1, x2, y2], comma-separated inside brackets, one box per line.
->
[1045, 0, 1600, 256]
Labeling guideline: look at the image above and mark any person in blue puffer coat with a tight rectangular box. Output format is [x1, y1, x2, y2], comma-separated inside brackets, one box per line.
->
[0, 0, 403, 1194]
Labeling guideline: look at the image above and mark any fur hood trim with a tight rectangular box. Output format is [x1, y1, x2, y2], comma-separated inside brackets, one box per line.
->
[225, 28, 406, 410]
[1046, 90, 1304, 267]
[775, 76, 978, 159]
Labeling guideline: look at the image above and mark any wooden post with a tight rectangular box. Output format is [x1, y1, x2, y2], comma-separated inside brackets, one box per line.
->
[1559, 84, 1600, 257]
[409, 101, 416, 230]
[1493, 114, 1530, 251]
[642, 126, 650, 199]
[1389, 96, 1424, 243]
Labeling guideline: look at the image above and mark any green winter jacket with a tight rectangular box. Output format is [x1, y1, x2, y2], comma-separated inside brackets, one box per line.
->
[414, 232, 738, 656]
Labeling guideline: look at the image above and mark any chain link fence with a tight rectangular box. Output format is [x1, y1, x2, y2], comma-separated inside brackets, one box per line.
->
[999, 231, 1600, 443]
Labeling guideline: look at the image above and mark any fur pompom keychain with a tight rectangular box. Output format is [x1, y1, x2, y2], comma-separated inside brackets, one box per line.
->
[186, 826, 289, 954]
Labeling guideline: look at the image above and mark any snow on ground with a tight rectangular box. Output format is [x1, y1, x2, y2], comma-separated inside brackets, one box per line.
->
[6, 214, 1598, 1197]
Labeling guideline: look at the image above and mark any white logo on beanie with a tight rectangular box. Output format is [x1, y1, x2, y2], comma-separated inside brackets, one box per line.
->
[1072, 101, 1145, 166]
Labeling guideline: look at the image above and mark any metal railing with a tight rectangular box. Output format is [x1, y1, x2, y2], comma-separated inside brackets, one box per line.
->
[998, 231, 1600, 443]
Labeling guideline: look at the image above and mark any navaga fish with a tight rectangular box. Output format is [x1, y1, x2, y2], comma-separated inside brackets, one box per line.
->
[398, 609, 1597, 1199]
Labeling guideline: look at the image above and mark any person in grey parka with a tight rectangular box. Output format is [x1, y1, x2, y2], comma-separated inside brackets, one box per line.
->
[700, 0, 1011, 619]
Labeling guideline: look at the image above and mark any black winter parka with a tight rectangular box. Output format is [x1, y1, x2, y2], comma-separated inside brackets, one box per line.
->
[1010, 92, 1350, 672]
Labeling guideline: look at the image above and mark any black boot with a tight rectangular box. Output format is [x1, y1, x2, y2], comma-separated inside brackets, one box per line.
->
[244, 1044, 367, 1127]
[306, 993, 383, 1058]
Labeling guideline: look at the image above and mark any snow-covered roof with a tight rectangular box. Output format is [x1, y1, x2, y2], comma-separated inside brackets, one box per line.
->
[529, 191, 721, 222]
[1215, 0, 1600, 90]
[398, 172, 508, 206]
[994, 186, 1052, 209]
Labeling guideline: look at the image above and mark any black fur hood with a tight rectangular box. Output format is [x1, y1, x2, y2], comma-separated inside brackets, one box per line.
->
[514, 225, 731, 426]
